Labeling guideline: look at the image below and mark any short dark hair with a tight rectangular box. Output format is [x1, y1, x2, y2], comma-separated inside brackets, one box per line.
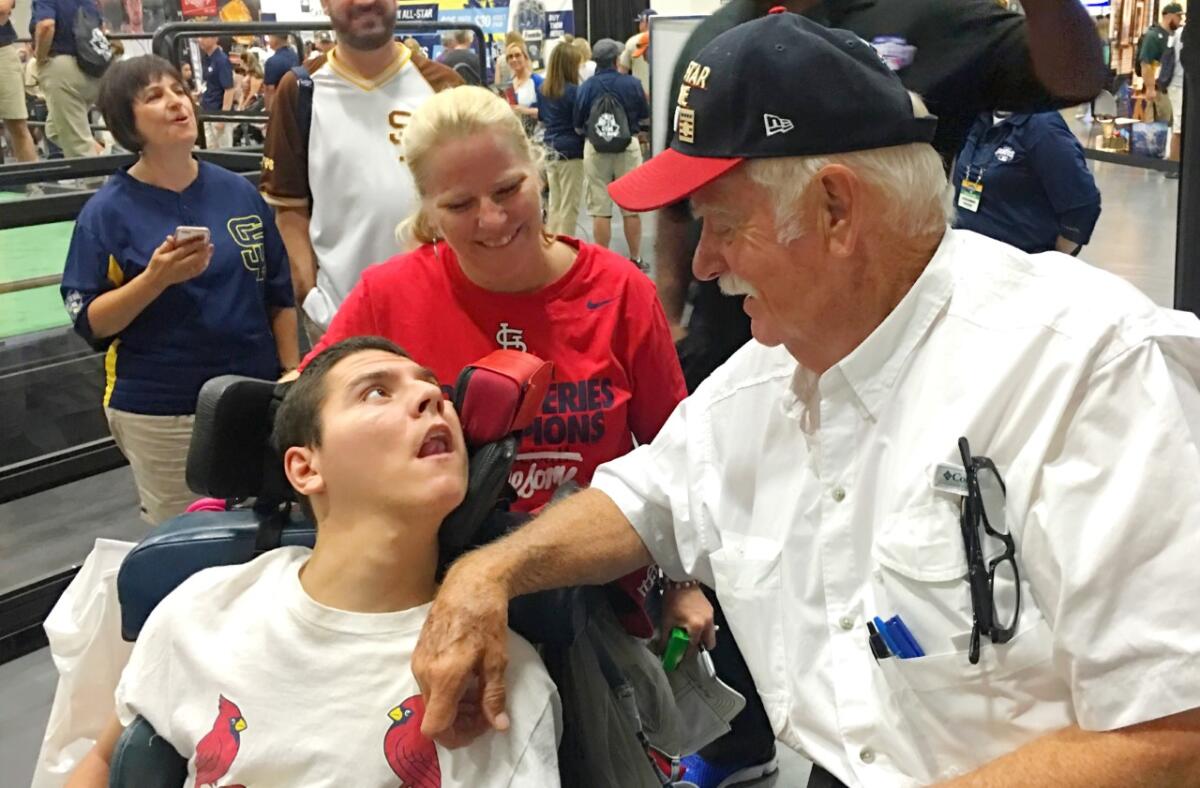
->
[271, 337, 411, 520]
[97, 55, 194, 154]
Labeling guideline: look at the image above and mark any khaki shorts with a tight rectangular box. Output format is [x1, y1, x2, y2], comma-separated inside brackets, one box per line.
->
[0, 45, 27, 121]
[546, 157, 585, 236]
[584, 139, 643, 218]
[39, 54, 100, 157]
[105, 407, 197, 525]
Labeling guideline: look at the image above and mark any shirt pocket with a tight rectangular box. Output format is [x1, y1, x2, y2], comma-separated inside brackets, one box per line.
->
[870, 501, 1067, 780]
[707, 536, 789, 734]
[871, 498, 975, 652]
[874, 619, 1063, 780]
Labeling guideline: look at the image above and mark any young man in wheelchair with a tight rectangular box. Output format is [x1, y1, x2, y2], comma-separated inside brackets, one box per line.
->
[69, 336, 561, 787]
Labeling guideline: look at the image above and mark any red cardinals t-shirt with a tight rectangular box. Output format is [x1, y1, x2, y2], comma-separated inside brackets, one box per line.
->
[115, 548, 561, 787]
[306, 238, 687, 512]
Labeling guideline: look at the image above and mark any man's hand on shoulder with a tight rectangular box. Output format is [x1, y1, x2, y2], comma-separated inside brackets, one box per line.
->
[413, 551, 513, 748]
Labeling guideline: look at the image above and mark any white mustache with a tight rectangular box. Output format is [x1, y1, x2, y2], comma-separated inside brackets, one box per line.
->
[718, 274, 761, 299]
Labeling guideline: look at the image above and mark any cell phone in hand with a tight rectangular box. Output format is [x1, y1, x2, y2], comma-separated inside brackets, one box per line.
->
[175, 225, 211, 245]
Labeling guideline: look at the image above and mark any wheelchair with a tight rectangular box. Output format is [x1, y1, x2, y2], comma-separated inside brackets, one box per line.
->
[108, 349, 692, 788]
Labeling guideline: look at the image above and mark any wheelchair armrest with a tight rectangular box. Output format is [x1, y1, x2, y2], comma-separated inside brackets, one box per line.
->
[108, 715, 187, 788]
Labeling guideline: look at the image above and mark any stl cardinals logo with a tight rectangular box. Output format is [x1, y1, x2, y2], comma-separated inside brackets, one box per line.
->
[495, 322, 528, 352]
[192, 695, 247, 788]
[384, 695, 441, 788]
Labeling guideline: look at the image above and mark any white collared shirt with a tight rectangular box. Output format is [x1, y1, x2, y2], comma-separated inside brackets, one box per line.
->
[592, 229, 1200, 786]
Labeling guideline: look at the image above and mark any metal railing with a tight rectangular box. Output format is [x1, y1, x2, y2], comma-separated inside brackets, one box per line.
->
[150, 19, 486, 77]
[0, 275, 60, 295]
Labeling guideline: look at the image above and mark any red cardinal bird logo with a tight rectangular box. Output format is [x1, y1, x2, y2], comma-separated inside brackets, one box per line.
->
[192, 695, 247, 788]
[383, 695, 441, 788]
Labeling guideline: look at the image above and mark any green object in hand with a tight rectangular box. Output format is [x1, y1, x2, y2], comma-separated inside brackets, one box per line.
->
[662, 627, 692, 672]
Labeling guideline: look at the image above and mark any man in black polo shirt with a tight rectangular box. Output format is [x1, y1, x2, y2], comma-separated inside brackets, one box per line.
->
[1137, 3, 1183, 125]
[652, 1, 1108, 785]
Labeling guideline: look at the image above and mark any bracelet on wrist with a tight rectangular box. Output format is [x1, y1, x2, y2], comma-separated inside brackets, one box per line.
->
[664, 578, 700, 590]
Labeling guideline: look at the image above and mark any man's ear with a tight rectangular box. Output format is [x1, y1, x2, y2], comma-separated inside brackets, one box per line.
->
[815, 164, 861, 259]
[283, 445, 325, 499]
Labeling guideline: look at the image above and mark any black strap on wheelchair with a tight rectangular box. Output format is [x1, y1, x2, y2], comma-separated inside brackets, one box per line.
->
[252, 381, 295, 553]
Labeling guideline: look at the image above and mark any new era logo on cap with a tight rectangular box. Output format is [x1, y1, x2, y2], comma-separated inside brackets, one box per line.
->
[763, 114, 794, 137]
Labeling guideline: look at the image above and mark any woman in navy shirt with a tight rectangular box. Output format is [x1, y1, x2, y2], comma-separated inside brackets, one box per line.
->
[538, 40, 585, 237]
[952, 111, 1101, 255]
[61, 56, 297, 524]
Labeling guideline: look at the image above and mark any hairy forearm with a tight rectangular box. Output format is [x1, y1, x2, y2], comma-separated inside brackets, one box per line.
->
[653, 203, 693, 325]
[1143, 63, 1160, 93]
[454, 488, 652, 600]
[85, 272, 167, 338]
[273, 207, 317, 299]
[34, 21, 54, 63]
[1021, 0, 1107, 101]
[942, 710, 1200, 788]
[270, 306, 299, 370]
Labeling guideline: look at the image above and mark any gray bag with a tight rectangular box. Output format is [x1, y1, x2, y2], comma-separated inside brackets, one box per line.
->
[548, 600, 686, 788]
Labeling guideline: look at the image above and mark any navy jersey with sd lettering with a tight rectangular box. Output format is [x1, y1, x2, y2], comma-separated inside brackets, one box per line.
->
[61, 161, 294, 415]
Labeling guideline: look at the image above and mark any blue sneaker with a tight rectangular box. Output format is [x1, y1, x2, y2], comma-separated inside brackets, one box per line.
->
[679, 753, 780, 788]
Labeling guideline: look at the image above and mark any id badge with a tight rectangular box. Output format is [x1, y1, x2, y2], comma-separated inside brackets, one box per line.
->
[958, 179, 983, 212]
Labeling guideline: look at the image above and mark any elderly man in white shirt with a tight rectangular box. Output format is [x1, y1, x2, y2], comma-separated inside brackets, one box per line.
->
[411, 11, 1200, 787]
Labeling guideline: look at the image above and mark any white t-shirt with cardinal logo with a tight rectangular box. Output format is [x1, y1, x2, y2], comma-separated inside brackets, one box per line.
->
[114, 547, 561, 787]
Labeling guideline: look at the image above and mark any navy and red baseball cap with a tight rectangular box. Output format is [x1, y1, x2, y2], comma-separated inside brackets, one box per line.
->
[609, 8, 938, 212]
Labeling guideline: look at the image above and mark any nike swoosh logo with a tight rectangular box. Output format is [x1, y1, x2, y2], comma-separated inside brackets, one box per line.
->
[587, 298, 616, 310]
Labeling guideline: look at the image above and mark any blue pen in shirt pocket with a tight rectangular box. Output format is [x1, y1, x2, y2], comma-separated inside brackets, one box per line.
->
[872, 615, 925, 659]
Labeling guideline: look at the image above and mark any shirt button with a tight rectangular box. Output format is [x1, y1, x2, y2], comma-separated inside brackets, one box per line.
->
[839, 616, 854, 631]
[860, 748, 876, 764]
[831, 486, 846, 502]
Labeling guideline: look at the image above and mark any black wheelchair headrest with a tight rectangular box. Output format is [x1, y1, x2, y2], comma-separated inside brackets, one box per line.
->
[186, 377, 291, 502]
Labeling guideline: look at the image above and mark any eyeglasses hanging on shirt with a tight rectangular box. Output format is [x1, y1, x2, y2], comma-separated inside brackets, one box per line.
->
[957, 436, 1021, 665]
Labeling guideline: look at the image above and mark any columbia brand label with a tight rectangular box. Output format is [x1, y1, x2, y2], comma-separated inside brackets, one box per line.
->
[871, 36, 917, 71]
[932, 462, 969, 495]
[995, 146, 1016, 163]
[763, 114, 794, 137]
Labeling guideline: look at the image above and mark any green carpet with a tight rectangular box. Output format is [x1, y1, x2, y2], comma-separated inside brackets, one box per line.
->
[0, 190, 75, 340]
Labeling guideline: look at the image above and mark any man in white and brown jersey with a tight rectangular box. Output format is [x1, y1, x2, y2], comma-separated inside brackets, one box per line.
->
[260, 0, 460, 340]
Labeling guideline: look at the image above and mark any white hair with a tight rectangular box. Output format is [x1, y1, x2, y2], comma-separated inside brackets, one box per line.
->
[743, 93, 953, 244]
